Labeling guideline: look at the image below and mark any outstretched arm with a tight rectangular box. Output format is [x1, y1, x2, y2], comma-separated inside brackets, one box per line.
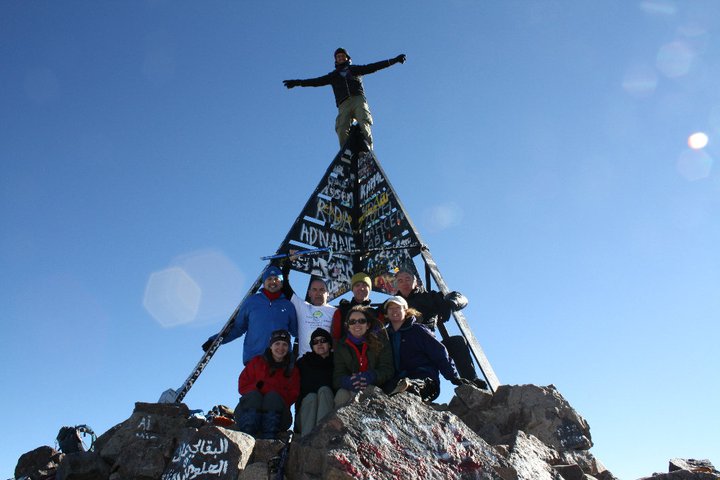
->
[283, 73, 333, 89]
[351, 54, 406, 76]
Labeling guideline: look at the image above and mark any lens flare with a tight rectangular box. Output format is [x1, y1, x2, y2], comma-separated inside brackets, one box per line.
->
[687, 132, 708, 150]
[676, 149, 713, 181]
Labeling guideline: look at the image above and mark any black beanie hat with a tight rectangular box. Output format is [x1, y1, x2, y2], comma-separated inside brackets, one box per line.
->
[269, 329, 291, 347]
[309, 327, 332, 347]
[334, 48, 350, 60]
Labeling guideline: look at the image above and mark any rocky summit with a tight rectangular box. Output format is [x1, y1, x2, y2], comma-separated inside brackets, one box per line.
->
[13, 384, 718, 480]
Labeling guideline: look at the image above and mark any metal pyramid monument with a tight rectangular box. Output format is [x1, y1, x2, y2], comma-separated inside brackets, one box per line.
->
[163, 128, 499, 403]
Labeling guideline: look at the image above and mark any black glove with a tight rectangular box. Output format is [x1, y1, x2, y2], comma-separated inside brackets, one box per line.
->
[283, 79, 300, 89]
[444, 291, 468, 311]
[201, 338, 214, 352]
[393, 54, 406, 64]
[256, 381, 264, 390]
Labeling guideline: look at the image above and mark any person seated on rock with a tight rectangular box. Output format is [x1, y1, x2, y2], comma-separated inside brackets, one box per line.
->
[295, 327, 335, 437]
[382, 296, 467, 402]
[234, 329, 300, 439]
[333, 306, 394, 406]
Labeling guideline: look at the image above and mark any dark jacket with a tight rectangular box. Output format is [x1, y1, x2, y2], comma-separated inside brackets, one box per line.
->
[296, 351, 334, 406]
[333, 334, 394, 391]
[296, 59, 400, 107]
[386, 317, 459, 385]
[331, 297, 383, 341]
[398, 286, 452, 331]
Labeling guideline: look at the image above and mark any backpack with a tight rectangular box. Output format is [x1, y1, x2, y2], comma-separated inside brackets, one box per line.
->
[56, 425, 96, 454]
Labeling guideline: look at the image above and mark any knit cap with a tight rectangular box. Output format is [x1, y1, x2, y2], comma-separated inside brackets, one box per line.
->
[351, 272, 372, 289]
[309, 328, 332, 347]
[269, 329, 291, 346]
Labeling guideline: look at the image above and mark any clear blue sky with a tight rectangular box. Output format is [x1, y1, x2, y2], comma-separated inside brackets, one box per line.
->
[2, 2, 719, 478]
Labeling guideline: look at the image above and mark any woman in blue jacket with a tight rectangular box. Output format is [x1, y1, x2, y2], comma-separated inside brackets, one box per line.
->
[383, 296, 465, 402]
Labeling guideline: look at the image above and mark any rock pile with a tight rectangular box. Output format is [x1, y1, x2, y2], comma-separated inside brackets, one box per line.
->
[13, 384, 718, 480]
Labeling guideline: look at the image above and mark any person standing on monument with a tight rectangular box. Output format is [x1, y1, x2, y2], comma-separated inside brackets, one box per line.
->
[282, 48, 406, 149]
[202, 265, 298, 365]
[279, 254, 336, 358]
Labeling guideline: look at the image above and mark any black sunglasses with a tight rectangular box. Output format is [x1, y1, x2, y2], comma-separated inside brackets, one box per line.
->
[311, 337, 329, 345]
[347, 318, 368, 326]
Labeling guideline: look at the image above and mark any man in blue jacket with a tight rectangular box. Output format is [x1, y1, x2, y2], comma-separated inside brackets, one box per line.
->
[203, 266, 298, 365]
[283, 48, 406, 149]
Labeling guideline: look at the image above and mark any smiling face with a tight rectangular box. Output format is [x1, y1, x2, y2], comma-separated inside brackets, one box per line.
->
[386, 302, 407, 330]
[352, 281, 370, 302]
[308, 279, 329, 306]
[264, 275, 282, 293]
[335, 52, 348, 64]
[270, 340, 289, 362]
[346, 311, 370, 338]
[395, 272, 416, 297]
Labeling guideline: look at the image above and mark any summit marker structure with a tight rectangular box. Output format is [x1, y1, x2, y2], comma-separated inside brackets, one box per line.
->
[161, 128, 499, 403]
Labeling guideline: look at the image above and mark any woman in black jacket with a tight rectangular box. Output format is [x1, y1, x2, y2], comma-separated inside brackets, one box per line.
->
[296, 328, 334, 437]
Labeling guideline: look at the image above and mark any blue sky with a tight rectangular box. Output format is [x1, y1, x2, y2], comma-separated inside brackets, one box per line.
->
[2, 1, 719, 478]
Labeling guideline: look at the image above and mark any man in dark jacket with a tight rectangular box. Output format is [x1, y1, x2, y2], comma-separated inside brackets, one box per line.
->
[394, 269, 467, 332]
[283, 48, 406, 149]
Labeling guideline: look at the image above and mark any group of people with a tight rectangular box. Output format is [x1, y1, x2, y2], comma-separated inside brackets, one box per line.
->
[203, 261, 482, 439]
[199, 49, 483, 439]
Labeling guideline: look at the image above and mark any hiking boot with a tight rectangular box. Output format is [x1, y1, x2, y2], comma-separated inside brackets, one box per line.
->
[258, 411, 282, 439]
[234, 408, 260, 436]
[389, 378, 412, 396]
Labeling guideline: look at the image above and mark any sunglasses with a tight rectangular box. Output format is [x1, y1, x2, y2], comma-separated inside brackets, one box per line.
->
[311, 337, 329, 345]
[347, 318, 368, 326]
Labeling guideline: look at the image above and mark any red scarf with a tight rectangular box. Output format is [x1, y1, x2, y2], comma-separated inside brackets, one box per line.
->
[263, 289, 282, 301]
[345, 338, 369, 372]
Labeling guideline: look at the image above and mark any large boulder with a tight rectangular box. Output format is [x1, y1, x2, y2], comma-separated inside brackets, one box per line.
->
[160, 425, 254, 479]
[14, 445, 64, 480]
[99, 402, 191, 480]
[449, 384, 593, 451]
[55, 451, 111, 480]
[286, 386, 515, 480]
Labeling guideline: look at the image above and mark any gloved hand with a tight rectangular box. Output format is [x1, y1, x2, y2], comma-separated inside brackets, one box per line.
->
[283, 79, 300, 89]
[340, 375, 355, 391]
[202, 336, 217, 352]
[393, 54, 407, 64]
[444, 291, 468, 311]
[356, 370, 376, 387]
[256, 381, 264, 390]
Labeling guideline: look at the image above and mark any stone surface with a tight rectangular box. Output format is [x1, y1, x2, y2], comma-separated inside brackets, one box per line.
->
[638, 473, 720, 480]
[669, 459, 719, 474]
[238, 462, 269, 480]
[55, 451, 111, 480]
[449, 384, 593, 451]
[14, 445, 64, 480]
[100, 402, 192, 480]
[161, 425, 254, 479]
[505, 431, 563, 480]
[287, 386, 516, 480]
